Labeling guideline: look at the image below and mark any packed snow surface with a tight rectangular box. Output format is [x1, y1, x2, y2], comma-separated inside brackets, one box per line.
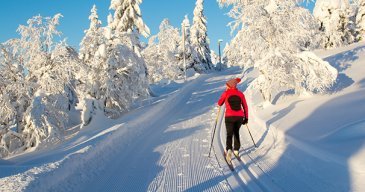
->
[1, 42, 365, 191]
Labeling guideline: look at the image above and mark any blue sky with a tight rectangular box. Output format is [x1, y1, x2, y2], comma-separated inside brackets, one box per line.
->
[0, 0, 315, 53]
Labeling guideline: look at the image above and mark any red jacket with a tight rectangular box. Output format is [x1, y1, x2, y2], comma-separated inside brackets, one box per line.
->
[218, 88, 248, 119]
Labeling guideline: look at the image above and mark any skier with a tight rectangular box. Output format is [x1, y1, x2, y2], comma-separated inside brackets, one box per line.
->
[217, 78, 248, 162]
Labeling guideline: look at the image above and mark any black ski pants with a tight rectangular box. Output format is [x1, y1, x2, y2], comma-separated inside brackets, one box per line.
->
[225, 116, 243, 151]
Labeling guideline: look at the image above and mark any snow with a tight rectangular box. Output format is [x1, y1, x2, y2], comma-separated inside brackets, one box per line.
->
[313, 0, 356, 48]
[356, 0, 365, 40]
[1, 41, 365, 191]
[241, 41, 365, 191]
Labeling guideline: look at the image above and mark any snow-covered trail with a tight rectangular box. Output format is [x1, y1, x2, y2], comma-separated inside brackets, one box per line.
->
[18, 70, 244, 192]
[80, 74, 229, 192]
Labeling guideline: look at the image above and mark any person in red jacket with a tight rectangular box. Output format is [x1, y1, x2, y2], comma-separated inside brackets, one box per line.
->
[217, 78, 248, 160]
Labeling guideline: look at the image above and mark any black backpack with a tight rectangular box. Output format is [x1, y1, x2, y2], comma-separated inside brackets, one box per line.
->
[227, 95, 241, 111]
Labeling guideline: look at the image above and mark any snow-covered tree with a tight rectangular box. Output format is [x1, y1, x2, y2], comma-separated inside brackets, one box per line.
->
[17, 14, 78, 150]
[77, 5, 108, 125]
[83, 0, 150, 118]
[143, 19, 181, 83]
[173, 15, 196, 73]
[220, 0, 322, 68]
[190, 0, 213, 72]
[101, 40, 148, 118]
[109, 0, 150, 37]
[314, 0, 357, 48]
[221, 42, 230, 67]
[0, 15, 80, 157]
[79, 5, 103, 63]
[0, 42, 29, 157]
[210, 51, 219, 65]
[356, 0, 365, 40]
[78, 35, 149, 120]
[142, 36, 163, 83]
[108, 0, 150, 59]
[250, 50, 337, 102]
[219, 0, 338, 103]
[76, 0, 151, 121]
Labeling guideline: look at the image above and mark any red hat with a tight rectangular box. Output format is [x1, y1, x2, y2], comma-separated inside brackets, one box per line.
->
[226, 78, 241, 89]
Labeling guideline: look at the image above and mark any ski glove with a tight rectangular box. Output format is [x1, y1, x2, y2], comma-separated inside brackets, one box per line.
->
[242, 118, 248, 125]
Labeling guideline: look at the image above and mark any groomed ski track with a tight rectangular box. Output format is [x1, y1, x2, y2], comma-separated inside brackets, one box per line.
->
[22, 69, 244, 192]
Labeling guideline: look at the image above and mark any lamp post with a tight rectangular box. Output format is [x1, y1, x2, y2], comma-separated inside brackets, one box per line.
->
[218, 39, 223, 71]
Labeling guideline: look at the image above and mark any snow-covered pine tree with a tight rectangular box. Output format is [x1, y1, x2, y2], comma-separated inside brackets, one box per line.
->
[219, 0, 338, 104]
[109, 0, 150, 58]
[173, 15, 196, 75]
[109, 0, 150, 38]
[105, 13, 114, 40]
[210, 51, 219, 65]
[221, 42, 230, 67]
[79, 5, 103, 63]
[143, 19, 181, 83]
[314, 0, 357, 48]
[95, 0, 150, 118]
[156, 19, 181, 78]
[190, 0, 213, 72]
[78, 5, 107, 125]
[356, 0, 365, 40]
[142, 35, 163, 83]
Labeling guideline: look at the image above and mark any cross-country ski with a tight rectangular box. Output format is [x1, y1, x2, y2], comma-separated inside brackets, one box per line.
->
[224, 151, 235, 171]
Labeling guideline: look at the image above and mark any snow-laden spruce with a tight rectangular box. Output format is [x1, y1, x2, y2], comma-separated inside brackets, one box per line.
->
[190, 0, 213, 72]
[78, 1, 150, 121]
[219, 0, 338, 103]
[176, 15, 196, 73]
[356, 0, 365, 40]
[143, 19, 182, 83]
[221, 42, 229, 67]
[79, 5, 103, 63]
[102, 35, 149, 118]
[313, 0, 357, 48]
[78, 5, 107, 125]
[210, 51, 219, 65]
[106, 0, 150, 115]
[0, 15, 79, 157]
[109, 0, 150, 38]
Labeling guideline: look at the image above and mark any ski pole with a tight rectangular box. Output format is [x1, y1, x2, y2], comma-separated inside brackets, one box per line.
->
[245, 124, 257, 148]
[208, 106, 221, 158]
